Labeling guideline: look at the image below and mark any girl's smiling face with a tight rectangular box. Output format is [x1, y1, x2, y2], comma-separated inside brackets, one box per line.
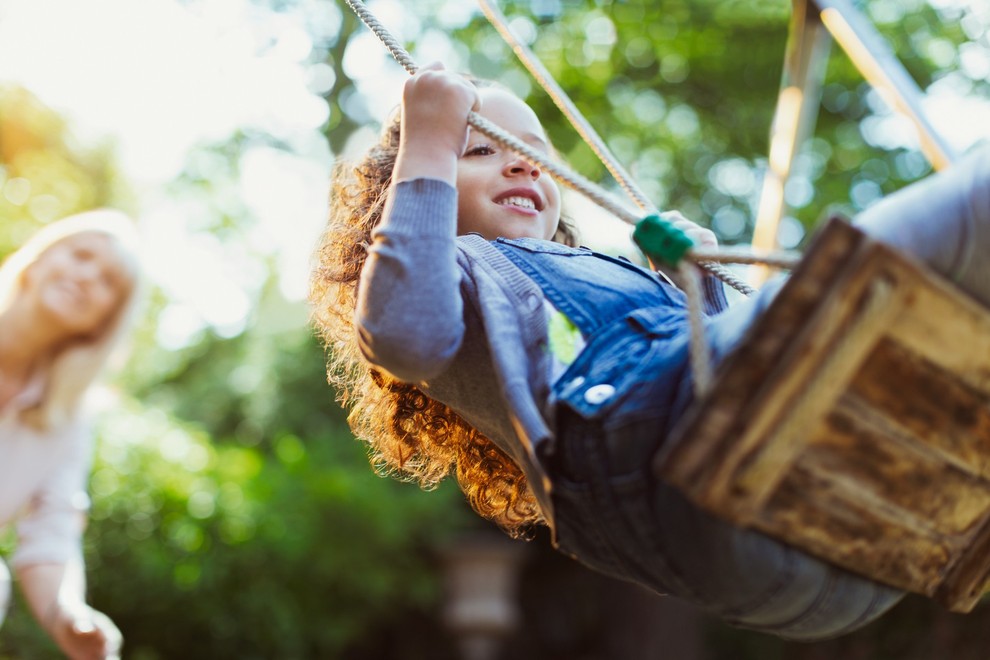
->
[455, 88, 561, 241]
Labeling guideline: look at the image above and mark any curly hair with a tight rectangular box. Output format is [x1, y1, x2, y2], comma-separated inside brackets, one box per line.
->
[310, 91, 578, 536]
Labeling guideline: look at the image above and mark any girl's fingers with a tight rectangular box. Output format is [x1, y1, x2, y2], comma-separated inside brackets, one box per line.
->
[660, 211, 717, 248]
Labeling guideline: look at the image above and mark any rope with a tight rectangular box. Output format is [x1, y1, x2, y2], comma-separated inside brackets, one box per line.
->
[680, 261, 713, 392]
[344, 0, 418, 74]
[345, 0, 643, 225]
[344, 0, 803, 273]
[342, 0, 802, 395]
[698, 261, 757, 296]
[477, 0, 654, 212]
[476, 0, 768, 297]
[691, 246, 801, 269]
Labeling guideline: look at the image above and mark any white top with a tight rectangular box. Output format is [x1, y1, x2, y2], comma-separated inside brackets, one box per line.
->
[0, 371, 91, 568]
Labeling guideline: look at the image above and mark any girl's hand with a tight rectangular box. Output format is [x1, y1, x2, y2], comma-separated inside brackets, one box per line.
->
[50, 605, 122, 660]
[660, 210, 718, 250]
[647, 211, 719, 285]
[394, 62, 479, 184]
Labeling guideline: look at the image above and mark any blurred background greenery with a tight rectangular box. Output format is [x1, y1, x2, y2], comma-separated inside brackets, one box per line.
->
[1, 0, 989, 658]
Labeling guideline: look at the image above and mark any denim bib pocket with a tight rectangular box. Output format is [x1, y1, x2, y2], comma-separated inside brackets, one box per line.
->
[553, 330, 653, 420]
[553, 306, 691, 423]
[625, 305, 689, 338]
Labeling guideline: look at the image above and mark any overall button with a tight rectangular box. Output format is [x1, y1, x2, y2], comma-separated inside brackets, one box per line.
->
[584, 383, 615, 405]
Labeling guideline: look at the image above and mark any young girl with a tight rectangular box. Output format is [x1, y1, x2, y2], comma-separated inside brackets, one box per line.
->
[0, 210, 140, 660]
[310, 62, 990, 641]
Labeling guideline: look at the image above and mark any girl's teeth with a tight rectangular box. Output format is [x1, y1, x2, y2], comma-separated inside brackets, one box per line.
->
[499, 196, 535, 210]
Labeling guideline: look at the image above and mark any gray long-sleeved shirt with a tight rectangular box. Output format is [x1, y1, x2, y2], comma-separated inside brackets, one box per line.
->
[358, 177, 558, 518]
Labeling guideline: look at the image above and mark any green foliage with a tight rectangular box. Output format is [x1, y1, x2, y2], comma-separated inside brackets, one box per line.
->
[0, 85, 122, 257]
[80, 331, 469, 659]
[1, 327, 470, 659]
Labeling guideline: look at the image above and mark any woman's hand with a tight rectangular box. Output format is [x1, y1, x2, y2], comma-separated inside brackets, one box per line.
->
[394, 62, 480, 184]
[50, 605, 122, 660]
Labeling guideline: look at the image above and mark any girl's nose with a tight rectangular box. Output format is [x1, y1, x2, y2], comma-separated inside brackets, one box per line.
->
[503, 156, 541, 180]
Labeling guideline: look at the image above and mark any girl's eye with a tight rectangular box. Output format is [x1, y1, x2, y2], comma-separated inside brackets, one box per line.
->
[464, 144, 495, 157]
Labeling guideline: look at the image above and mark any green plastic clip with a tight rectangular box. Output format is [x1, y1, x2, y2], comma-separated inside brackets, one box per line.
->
[632, 213, 694, 267]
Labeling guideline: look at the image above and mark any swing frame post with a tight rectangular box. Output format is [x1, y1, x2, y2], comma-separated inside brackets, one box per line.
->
[813, 0, 957, 171]
[751, 0, 832, 272]
[752, 0, 959, 262]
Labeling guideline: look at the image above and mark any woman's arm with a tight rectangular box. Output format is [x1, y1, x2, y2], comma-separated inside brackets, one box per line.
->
[17, 558, 122, 660]
[11, 418, 121, 659]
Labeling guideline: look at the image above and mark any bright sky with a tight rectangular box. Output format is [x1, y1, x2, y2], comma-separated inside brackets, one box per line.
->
[0, 0, 335, 346]
[0, 0, 332, 181]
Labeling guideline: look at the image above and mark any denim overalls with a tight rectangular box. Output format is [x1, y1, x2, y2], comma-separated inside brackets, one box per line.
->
[494, 237, 904, 641]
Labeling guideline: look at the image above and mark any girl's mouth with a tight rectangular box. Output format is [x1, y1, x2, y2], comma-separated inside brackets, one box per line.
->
[497, 196, 538, 212]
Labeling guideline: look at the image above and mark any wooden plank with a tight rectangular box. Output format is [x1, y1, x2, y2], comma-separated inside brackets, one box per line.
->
[655, 218, 865, 498]
[804, 402, 990, 537]
[756, 460, 953, 592]
[724, 274, 901, 519]
[847, 339, 990, 479]
[883, 263, 990, 396]
[936, 513, 990, 611]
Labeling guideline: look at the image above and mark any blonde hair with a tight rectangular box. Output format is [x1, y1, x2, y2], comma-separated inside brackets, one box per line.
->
[0, 209, 142, 429]
[311, 98, 577, 535]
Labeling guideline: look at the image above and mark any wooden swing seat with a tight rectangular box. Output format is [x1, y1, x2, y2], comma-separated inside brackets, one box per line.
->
[655, 217, 990, 613]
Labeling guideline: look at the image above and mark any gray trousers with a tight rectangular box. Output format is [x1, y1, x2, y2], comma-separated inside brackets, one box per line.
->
[857, 145, 990, 304]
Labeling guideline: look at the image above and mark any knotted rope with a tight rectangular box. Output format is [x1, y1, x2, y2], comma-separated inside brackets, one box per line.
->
[477, 0, 759, 298]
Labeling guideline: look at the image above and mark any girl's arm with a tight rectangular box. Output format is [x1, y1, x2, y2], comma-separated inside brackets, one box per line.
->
[356, 65, 480, 383]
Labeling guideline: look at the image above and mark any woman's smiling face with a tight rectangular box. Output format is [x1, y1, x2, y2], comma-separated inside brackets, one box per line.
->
[22, 232, 130, 341]
[455, 88, 561, 241]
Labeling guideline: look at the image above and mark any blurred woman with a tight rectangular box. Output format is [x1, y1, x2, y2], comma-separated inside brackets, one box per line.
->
[0, 210, 141, 659]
